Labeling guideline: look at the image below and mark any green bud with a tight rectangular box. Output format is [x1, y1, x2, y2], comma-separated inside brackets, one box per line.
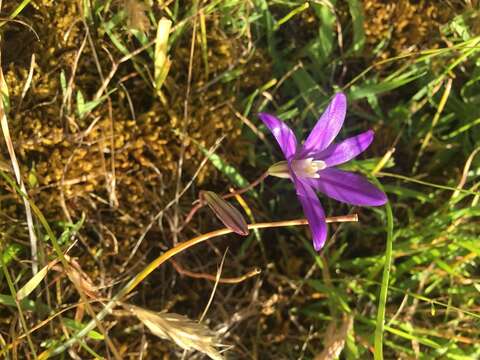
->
[267, 161, 290, 179]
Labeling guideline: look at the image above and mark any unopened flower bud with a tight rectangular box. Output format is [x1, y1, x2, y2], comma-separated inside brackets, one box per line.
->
[200, 191, 249, 236]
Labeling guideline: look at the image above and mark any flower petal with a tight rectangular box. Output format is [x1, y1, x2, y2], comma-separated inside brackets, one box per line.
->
[291, 173, 328, 251]
[317, 130, 374, 167]
[300, 93, 347, 156]
[258, 113, 298, 159]
[309, 168, 387, 206]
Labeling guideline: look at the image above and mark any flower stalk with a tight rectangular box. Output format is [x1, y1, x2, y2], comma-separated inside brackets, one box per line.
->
[40, 215, 358, 359]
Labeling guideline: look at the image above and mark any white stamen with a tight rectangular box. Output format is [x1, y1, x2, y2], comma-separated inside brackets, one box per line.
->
[291, 158, 326, 179]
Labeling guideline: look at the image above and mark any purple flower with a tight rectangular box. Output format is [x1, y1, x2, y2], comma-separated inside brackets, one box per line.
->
[259, 93, 387, 251]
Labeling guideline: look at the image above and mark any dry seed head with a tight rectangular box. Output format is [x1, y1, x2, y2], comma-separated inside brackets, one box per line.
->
[125, 304, 224, 360]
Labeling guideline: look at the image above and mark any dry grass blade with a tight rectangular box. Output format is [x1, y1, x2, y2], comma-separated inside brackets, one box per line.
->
[16, 259, 59, 301]
[154, 17, 172, 95]
[413, 77, 453, 172]
[199, 250, 227, 322]
[124, 304, 224, 360]
[0, 62, 39, 275]
[16, 53, 35, 113]
[451, 146, 480, 200]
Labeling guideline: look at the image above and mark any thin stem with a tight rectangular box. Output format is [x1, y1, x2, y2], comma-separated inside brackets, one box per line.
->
[378, 171, 479, 196]
[125, 216, 356, 295]
[222, 171, 268, 200]
[373, 184, 394, 360]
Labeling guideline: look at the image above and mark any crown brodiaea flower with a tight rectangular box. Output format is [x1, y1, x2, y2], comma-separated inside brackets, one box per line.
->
[259, 93, 387, 251]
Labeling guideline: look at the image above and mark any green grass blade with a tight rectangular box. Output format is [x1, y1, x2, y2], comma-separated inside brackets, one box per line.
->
[347, 0, 365, 54]
[350, 70, 426, 100]
[374, 182, 394, 360]
[0, 0, 32, 27]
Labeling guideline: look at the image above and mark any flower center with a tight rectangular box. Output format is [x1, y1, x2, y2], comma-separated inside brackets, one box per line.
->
[291, 158, 326, 178]
[267, 159, 326, 179]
